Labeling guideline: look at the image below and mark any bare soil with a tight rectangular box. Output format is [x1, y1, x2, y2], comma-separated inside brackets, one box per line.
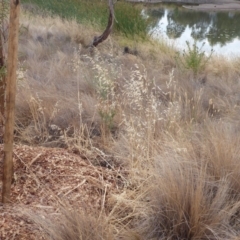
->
[0, 145, 124, 239]
[127, 0, 240, 11]
[184, 0, 240, 11]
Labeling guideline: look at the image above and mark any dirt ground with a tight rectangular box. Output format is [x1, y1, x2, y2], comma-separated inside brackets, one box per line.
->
[184, 0, 240, 11]
[0, 145, 124, 239]
[127, 0, 240, 11]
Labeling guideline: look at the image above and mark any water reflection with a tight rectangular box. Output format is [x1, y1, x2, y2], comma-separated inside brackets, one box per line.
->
[147, 5, 240, 55]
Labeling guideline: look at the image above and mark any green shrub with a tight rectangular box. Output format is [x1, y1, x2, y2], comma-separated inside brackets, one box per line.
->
[176, 41, 213, 77]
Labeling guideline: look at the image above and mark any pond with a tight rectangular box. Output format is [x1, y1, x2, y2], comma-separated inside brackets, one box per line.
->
[145, 4, 240, 56]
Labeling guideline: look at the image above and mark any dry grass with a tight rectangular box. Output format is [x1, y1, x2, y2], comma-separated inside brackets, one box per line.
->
[133, 122, 240, 238]
[140, 163, 240, 239]
[28, 208, 113, 240]
[2, 4, 240, 239]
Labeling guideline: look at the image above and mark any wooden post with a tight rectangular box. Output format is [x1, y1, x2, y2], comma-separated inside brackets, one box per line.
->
[0, 0, 9, 126]
[0, 35, 5, 124]
[2, 0, 20, 203]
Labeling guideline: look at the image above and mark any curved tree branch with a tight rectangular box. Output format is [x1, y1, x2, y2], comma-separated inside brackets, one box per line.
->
[92, 0, 115, 47]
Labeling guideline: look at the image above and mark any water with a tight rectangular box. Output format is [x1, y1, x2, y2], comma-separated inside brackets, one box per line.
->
[145, 4, 240, 56]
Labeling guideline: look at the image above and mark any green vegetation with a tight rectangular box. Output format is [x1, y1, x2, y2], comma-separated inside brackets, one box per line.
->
[22, 0, 149, 38]
[176, 41, 213, 77]
[22, 0, 108, 26]
[115, 2, 149, 38]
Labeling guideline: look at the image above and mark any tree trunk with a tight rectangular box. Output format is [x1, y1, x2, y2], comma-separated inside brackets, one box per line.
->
[2, 0, 20, 204]
[0, 33, 5, 126]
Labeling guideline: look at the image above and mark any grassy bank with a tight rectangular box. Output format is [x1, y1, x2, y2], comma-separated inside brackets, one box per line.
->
[22, 0, 149, 38]
[2, 1, 240, 239]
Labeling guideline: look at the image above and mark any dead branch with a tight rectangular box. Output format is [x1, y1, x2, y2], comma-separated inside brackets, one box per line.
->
[91, 0, 115, 47]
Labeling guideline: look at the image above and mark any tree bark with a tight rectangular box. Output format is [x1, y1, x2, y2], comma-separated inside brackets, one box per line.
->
[92, 0, 115, 47]
[0, 29, 5, 126]
[2, 0, 20, 204]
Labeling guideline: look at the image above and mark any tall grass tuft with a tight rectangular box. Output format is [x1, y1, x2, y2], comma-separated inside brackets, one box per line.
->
[27, 208, 113, 240]
[140, 162, 240, 240]
[191, 121, 240, 197]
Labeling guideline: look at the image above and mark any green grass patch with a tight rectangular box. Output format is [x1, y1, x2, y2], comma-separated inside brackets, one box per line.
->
[22, 0, 108, 27]
[115, 2, 149, 38]
[22, 0, 149, 38]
